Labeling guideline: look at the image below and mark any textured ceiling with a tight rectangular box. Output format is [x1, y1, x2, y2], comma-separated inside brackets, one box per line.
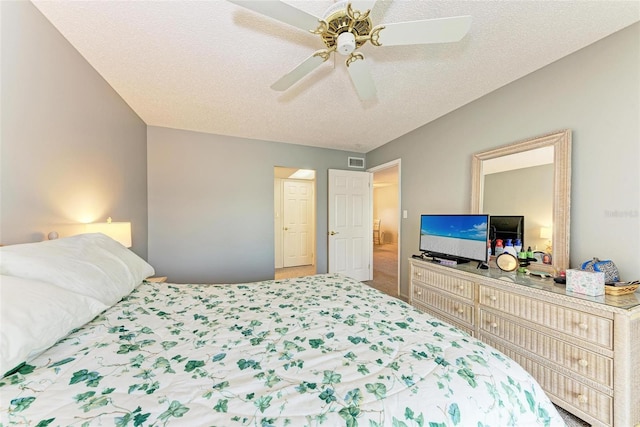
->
[32, 1, 640, 153]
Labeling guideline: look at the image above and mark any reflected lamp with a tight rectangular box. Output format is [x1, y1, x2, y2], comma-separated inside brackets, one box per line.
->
[539, 227, 552, 253]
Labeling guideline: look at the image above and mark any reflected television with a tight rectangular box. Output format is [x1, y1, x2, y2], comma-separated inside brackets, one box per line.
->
[419, 214, 489, 263]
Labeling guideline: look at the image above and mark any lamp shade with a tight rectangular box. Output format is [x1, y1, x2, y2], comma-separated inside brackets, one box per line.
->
[539, 227, 552, 240]
[85, 220, 132, 247]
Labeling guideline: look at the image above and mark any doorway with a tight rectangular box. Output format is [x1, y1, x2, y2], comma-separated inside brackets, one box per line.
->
[364, 160, 400, 298]
[274, 167, 316, 279]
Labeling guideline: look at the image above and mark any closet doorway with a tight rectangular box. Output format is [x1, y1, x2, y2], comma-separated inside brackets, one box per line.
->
[274, 167, 316, 279]
[364, 160, 400, 298]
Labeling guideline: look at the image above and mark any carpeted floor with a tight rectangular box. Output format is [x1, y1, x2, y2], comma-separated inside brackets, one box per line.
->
[363, 243, 400, 299]
[555, 405, 590, 426]
[274, 264, 315, 280]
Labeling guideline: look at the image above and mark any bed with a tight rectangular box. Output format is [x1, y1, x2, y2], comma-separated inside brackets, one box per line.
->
[0, 234, 565, 426]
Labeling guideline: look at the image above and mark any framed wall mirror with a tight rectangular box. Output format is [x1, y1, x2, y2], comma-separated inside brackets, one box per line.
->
[471, 130, 572, 274]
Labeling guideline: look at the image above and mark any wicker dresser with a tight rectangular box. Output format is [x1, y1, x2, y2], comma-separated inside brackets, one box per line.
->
[409, 258, 640, 427]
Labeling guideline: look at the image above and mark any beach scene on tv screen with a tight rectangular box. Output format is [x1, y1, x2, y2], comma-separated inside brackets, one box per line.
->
[421, 216, 488, 260]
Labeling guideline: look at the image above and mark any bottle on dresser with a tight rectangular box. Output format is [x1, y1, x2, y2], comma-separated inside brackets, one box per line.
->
[503, 239, 518, 257]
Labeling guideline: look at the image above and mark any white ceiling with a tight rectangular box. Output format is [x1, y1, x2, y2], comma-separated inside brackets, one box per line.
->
[32, 1, 640, 153]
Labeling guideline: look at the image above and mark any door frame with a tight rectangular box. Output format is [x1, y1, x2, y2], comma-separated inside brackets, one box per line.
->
[368, 159, 401, 295]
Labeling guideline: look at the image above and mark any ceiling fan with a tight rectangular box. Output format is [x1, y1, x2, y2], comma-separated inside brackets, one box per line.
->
[228, 0, 472, 100]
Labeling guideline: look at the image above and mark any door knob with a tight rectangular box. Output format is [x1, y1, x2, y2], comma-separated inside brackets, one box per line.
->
[329, 231, 339, 236]
[284, 227, 289, 231]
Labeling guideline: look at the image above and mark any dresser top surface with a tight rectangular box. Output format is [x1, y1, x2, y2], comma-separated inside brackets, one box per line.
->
[410, 257, 640, 310]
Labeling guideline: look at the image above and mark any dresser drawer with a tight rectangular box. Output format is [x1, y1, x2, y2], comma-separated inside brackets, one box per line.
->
[479, 310, 613, 388]
[412, 265, 474, 300]
[413, 301, 475, 336]
[479, 286, 613, 349]
[412, 284, 474, 326]
[483, 335, 613, 426]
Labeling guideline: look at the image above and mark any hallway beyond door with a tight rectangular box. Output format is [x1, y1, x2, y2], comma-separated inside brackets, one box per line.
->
[363, 243, 400, 300]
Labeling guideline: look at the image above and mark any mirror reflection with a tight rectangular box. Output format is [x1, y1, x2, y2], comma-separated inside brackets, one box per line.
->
[482, 147, 554, 261]
[471, 130, 571, 273]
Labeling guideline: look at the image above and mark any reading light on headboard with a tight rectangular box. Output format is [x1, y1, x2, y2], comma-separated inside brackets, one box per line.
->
[85, 217, 132, 248]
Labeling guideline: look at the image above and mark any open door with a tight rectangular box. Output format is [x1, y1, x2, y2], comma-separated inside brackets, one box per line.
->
[327, 169, 372, 281]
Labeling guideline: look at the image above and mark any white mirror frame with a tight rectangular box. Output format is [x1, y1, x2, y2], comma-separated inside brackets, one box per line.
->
[471, 130, 572, 274]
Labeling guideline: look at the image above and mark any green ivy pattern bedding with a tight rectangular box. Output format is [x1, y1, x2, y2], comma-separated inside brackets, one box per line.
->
[1, 274, 564, 427]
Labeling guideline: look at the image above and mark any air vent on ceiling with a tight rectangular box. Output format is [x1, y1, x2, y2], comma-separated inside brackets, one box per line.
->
[348, 157, 365, 169]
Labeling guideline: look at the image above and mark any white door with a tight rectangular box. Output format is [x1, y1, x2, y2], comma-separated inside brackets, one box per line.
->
[283, 180, 313, 267]
[328, 169, 372, 281]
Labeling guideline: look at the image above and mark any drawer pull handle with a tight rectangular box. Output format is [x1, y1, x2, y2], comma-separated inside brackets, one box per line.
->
[578, 359, 588, 367]
[456, 307, 464, 314]
[417, 291, 422, 296]
[416, 273, 422, 277]
[578, 323, 588, 330]
[577, 394, 588, 404]
[489, 295, 497, 301]
[490, 322, 498, 329]
[458, 285, 464, 290]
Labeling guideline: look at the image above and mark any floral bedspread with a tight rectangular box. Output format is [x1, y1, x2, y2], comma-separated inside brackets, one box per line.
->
[1, 274, 564, 426]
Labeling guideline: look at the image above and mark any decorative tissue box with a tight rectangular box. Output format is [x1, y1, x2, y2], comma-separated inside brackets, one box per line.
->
[566, 269, 605, 296]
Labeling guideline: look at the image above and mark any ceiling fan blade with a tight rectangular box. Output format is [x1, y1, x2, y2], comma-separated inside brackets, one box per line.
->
[372, 15, 472, 46]
[346, 53, 376, 100]
[271, 50, 332, 91]
[228, 1, 321, 32]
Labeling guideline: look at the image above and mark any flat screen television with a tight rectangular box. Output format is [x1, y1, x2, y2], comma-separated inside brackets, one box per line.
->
[489, 215, 525, 253]
[419, 214, 489, 264]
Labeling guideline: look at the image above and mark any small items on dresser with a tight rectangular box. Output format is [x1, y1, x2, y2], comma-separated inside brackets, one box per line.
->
[503, 239, 518, 257]
[604, 280, 639, 295]
[580, 257, 620, 283]
[576, 257, 639, 295]
[494, 239, 504, 256]
[566, 269, 605, 296]
[566, 258, 638, 296]
[496, 252, 518, 272]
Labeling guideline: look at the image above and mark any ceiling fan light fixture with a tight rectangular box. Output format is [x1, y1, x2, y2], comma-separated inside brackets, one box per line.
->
[337, 32, 356, 55]
[320, 2, 372, 53]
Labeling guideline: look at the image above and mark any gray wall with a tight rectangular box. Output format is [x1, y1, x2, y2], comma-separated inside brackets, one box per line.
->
[0, 1, 149, 257]
[147, 126, 361, 283]
[367, 23, 640, 299]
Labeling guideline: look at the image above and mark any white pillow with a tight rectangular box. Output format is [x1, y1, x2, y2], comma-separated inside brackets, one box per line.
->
[0, 275, 108, 376]
[0, 233, 155, 306]
[82, 232, 156, 287]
